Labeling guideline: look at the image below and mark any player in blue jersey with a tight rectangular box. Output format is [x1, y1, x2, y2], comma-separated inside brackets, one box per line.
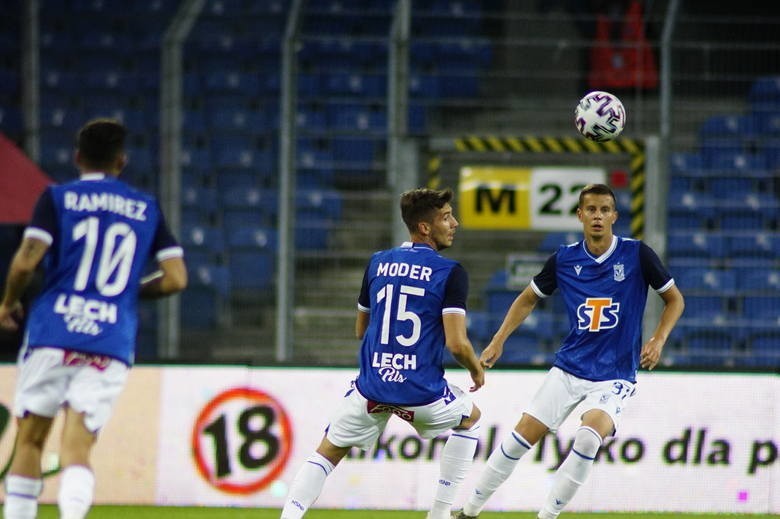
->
[280, 188, 485, 519]
[0, 119, 187, 519]
[453, 183, 684, 519]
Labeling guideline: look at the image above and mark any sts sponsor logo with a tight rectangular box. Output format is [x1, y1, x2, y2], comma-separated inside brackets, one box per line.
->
[577, 297, 619, 331]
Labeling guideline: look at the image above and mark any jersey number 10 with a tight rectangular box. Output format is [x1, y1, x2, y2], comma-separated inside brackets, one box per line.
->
[72, 216, 137, 297]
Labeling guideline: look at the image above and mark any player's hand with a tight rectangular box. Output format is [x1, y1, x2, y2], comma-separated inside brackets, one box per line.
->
[0, 302, 23, 332]
[640, 336, 664, 370]
[469, 365, 485, 392]
[479, 340, 504, 369]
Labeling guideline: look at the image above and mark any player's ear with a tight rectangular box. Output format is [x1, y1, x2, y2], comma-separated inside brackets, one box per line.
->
[417, 220, 431, 236]
[116, 152, 128, 172]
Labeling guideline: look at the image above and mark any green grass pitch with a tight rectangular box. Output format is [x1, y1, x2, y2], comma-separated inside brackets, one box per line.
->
[36, 506, 780, 518]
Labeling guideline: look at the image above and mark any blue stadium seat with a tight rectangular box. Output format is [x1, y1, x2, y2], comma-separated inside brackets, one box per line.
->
[684, 329, 738, 367]
[741, 296, 780, 322]
[466, 310, 491, 343]
[332, 137, 377, 164]
[227, 250, 275, 291]
[667, 232, 726, 259]
[716, 207, 767, 231]
[669, 152, 704, 173]
[699, 114, 760, 139]
[181, 223, 226, 255]
[748, 76, 780, 109]
[735, 268, 780, 293]
[295, 221, 331, 251]
[727, 234, 779, 259]
[499, 334, 553, 366]
[227, 226, 278, 250]
[296, 189, 343, 221]
[538, 231, 580, 253]
[682, 295, 729, 323]
[673, 267, 736, 294]
[705, 177, 757, 199]
[743, 331, 780, 368]
[222, 208, 273, 229]
[181, 185, 219, 213]
[704, 150, 767, 173]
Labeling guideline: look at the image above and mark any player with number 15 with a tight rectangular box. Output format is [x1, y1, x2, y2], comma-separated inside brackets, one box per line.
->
[280, 188, 484, 519]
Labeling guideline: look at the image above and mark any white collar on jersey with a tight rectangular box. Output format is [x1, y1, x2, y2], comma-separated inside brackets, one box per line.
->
[401, 241, 434, 251]
[581, 235, 618, 264]
[80, 172, 106, 181]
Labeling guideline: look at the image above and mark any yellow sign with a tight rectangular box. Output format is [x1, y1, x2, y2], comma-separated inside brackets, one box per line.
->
[459, 166, 532, 229]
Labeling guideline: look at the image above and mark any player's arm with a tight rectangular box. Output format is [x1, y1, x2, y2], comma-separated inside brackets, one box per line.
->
[480, 284, 541, 368]
[355, 309, 369, 340]
[139, 256, 188, 299]
[638, 242, 685, 370]
[355, 264, 371, 339]
[443, 312, 484, 391]
[0, 236, 49, 330]
[139, 205, 188, 299]
[640, 284, 684, 370]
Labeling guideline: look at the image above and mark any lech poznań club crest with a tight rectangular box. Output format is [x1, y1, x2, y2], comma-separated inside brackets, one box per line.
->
[613, 263, 625, 282]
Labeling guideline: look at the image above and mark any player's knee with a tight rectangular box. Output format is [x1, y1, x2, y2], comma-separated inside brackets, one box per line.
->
[572, 426, 602, 459]
[457, 405, 481, 431]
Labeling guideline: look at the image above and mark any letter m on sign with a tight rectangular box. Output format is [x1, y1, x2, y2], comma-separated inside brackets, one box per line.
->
[476, 185, 515, 214]
[459, 166, 531, 230]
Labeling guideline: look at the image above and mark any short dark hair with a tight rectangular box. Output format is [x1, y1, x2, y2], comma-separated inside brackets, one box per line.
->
[76, 118, 127, 170]
[400, 187, 454, 233]
[578, 183, 616, 208]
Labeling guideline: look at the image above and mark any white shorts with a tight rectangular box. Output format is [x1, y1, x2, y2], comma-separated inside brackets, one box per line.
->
[14, 346, 130, 432]
[326, 381, 474, 451]
[525, 366, 636, 436]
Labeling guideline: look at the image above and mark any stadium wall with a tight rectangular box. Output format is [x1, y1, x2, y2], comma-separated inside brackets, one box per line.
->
[0, 365, 777, 514]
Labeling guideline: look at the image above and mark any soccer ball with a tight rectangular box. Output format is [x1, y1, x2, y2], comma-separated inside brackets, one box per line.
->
[574, 91, 626, 142]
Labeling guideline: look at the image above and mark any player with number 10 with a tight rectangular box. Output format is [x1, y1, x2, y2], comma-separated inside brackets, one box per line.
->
[0, 118, 187, 519]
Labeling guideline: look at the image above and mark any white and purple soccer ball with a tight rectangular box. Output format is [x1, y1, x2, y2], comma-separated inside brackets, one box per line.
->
[575, 91, 626, 142]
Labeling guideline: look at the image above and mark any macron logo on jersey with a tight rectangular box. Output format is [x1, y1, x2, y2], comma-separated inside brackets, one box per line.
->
[577, 297, 620, 331]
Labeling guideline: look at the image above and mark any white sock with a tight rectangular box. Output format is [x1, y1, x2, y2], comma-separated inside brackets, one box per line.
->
[539, 426, 601, 519]
[57, 465, 95, 519]
[3, 475, 42, 519]
[429, 423, 481, 519]
[463, 431, 532, 516]
[280, 452, 335, 519]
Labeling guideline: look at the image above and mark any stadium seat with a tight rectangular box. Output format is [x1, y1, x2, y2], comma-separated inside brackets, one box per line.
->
[727, 234, 779, 259]
[499, 333, 552, 366]
[741, 296, 780, 323]
[700, 113, 761, 139]
[705, 176, 757, 199]
[673, 267, 736, 294]
[682, 295, 729, 323]
[743, 331, 780, 367]
[538, 231, 580, 253]
[716, 207, 767, 231]
[735, 268, 780, 293]
[669, 152, 704, 174]
[227, 226, 278, 250]
[684, 328, 738, 367]
[227, 250, 275, 291]
[667, 232, 727, 259]
[181, 223, 227, 255]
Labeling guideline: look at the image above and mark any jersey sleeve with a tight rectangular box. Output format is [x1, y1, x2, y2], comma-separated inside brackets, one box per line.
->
[531, 252, 558, 297]
[23, 187, 56, 245]
[357, 264, 370, 313]
[639, 241, 674, 292]
[151, 202, 184, 262]
[442, 263, 468, 315]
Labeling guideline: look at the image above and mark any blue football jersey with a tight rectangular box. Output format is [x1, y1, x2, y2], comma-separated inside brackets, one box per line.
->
[355, 242, 468, 406]
[22, 173, 182, 365]
[531, 236, 674, 382]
